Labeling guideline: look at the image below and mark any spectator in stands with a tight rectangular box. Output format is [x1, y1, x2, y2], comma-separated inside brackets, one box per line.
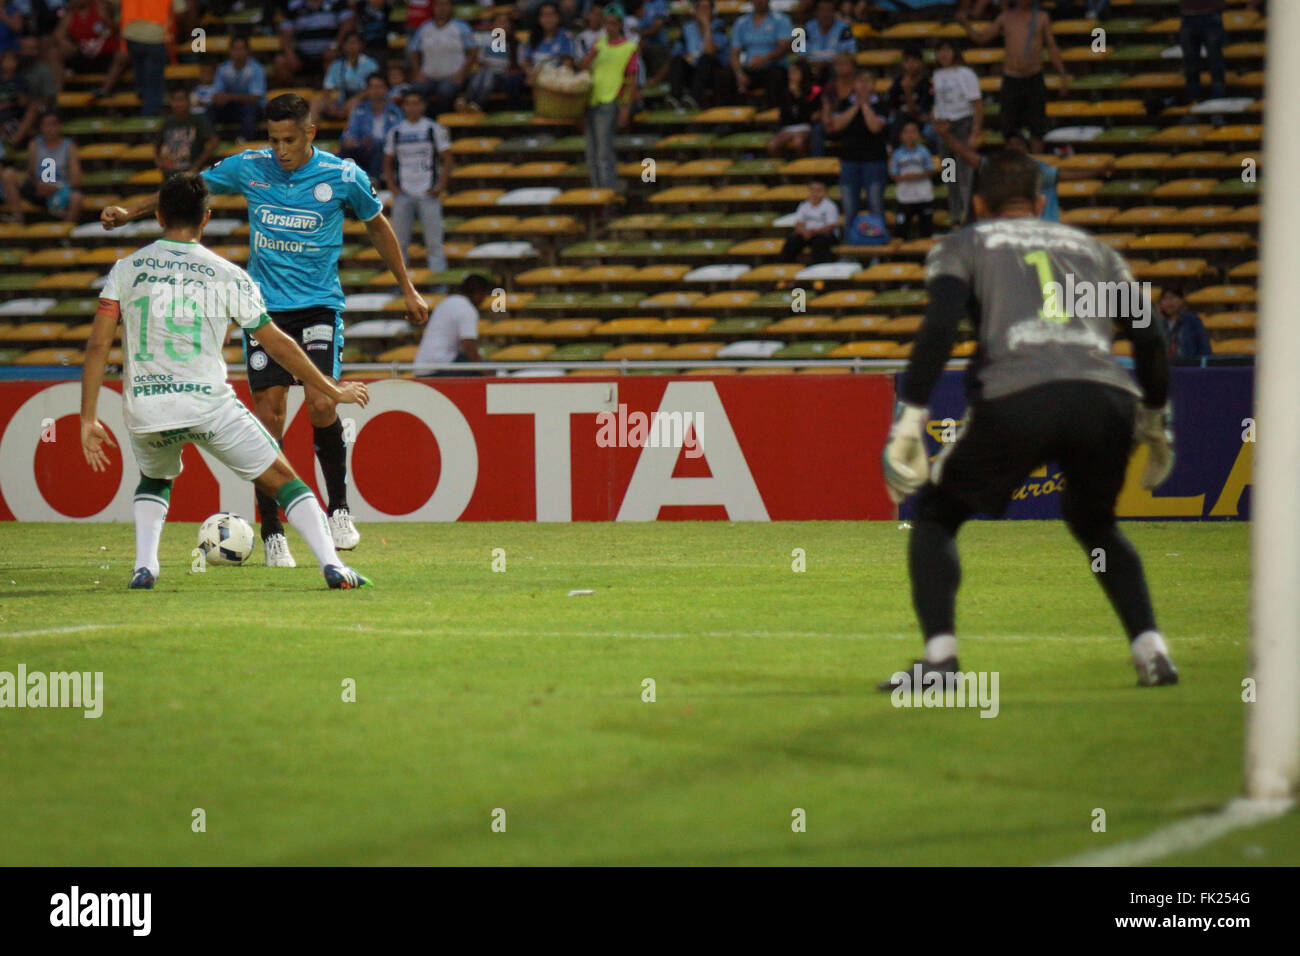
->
[94, 0, 174, 116]
[1159, 284, 1213, 360]
[410, 0, 477, 115]
[157, 86, 219, 174]
[520, 2, 576, 87]
[210, 37, 267, 142]
[192, 60, 219, 114]
[1178, 0, 1228, 103]
[957, 0, 1069, 154]
[414, 273, 488, 375]
[13, 37, 56, 145]
[406, 0, 433, 37]
[666, 0, 726, 111]
[1002, 129, 1112, 222]
[767, 59, 819, 158]
[801, 0, 854, 84]
[885, 45, 933, 145]
[577, 4, 639, 193]
[387, 61, 412, 105]
[931, 38, 981, 228]
[462, 9, 525, 112]
[728, 0, 792, 109]
[575, 3, 605, 61]
[823, 63, 888, 229]
[315, 30, 380, 122]
[629, 0, 670, 86]
[0, 111, 82, 224]
[356, 0, 392, 64]
[53, 0, 117, 80]
[274, 0, 354, 87]
[779, 177, 838, 264]
[384, 87, 454, 276]
[340, 71, 401, 184]
[889, 118, 935, 240]
[0, 2, 23, 55]
[0, 49, 23, 144]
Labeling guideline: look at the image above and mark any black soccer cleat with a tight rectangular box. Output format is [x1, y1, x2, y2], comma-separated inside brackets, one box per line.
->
[324, 565, 372, 590]
[127, 568, 155, 590]
[1136, 652, 1179, 687]
[877, 656, 960, 693]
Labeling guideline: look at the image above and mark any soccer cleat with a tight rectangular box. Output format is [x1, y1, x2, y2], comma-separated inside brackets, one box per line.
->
[263, 532, 296, 568]
[324, 565, 372, 590]
[329, 508, 360, 550]
[877, 656, 960, 693]
[1136, 652, 1179, 687]
[127, 568, 155, 589]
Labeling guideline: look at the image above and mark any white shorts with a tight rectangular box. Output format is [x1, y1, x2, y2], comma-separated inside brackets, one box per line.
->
[129, 397, 279, 482]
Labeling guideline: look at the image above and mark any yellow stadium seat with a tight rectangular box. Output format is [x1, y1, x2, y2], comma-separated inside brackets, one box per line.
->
[1152, 179, 1218, 198]
[766, 316, 835, 334]
[1175, 205, 1233, 226]
[1133, 258, 1210, 279]
[1204, 312, 1256, 333]
[882, 315, 924, 335]
[1187, 286, 1257, 306]
[1183, 232, 1255, 251]
[830, 341, 900, 358]
[1126, 233, 1194, 250]
[1228, 260, 1259, 279]
[443, 190, 506, 208]
[22, 248, 82, 267]
[695, 291, 760, 309]
[15, 347, 82, 365]
[516, 267, 582, 286]
[832, 315, 889, 333]
[744, 264, 803, 283]
[661, 342, 724, 360]
[780, 157, 841, 177]
[554, 188, 621, 206]
[671, 159, 734, 177]
[33, 272, 100, 290]
[1113, 206, 1182, 227]
[604, 343, 669, 360]
[728, 239, 786, 256]
[546, 319, 601, 338]
[1114, 152, 1170, 171]
[575, 266, 640, 284]
[640, 291, 704, 309]
[690, 106, 755, 124]
[484, 319, 548, 337]
[809, 290, 875, 309]
[451, 163, 513, 179]
[491, 343, 557, 361]
[595, 318, 666, 336]
[855, 263, 925, 283]
[662, 317, 716, 334]
[650, 186, 713, 205]
[1062, 207, 1119, 227]
[633, 265, 692, 283]
[1212, 338, 1255, 355]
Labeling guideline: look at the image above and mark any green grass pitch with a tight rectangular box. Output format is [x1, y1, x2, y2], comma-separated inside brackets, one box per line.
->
[0, 519, 1293, 865]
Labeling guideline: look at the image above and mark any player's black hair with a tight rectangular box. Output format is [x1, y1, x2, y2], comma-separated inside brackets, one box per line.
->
[901, 44, 924, 61]
[935, 38, 965, 63]
[365, 71, 386, 87]
[461, 274, 492, 298]
[229, 34, 249, 48]
[973, 148, 1042, 214]
[158, 171, 210, 230]
[265, 93, 312, 126]
[1161, 282, 1186, 299]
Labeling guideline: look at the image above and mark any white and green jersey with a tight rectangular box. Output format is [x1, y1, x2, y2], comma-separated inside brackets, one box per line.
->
[102, 238, 272, 434]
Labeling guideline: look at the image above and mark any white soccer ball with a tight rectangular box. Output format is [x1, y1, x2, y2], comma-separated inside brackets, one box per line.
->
[197, 512, 255, 566]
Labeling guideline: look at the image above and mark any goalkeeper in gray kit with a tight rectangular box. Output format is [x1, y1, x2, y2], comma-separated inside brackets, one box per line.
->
[879, 149, 1178, 691]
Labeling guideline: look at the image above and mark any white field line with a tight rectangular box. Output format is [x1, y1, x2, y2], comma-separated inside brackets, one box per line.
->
[0, 624, 125, 639]
[1048, 797, 1295, 867]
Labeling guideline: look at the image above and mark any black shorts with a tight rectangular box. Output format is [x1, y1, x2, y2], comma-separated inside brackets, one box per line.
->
[919, 380, 1137, 523]
[1000, 72, 1048, 140]
[245, 306, 342, 392]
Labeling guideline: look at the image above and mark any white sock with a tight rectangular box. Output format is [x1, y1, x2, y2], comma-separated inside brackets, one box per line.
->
[925, 634, 958, 663]
[283, 490, 341, 572]
[132, 495, 168, 577]
[1131, 630, 1169, 667]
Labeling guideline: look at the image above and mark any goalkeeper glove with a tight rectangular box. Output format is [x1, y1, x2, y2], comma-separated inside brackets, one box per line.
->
[1134, 402, 1175, 490]
[882, 403, 930, 504]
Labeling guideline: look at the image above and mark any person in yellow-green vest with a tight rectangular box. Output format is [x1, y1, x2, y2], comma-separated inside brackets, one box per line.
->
[577, 4, 640, 193]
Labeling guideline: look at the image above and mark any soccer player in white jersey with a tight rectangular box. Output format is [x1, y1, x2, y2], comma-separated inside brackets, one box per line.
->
[80, 172, 374, 591]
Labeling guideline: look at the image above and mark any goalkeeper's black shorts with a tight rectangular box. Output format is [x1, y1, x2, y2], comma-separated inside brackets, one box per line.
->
[919, 380, 1138, 522]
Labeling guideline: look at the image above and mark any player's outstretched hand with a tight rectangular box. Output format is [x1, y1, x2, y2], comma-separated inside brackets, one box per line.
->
[404, 288, 430, 326]
[81, 418, 117, 472]
[882, 403, 930, 505]
[335, 381, 370, 408]
[1135, 403, 1175, 490]
[101, 206, 130, 230]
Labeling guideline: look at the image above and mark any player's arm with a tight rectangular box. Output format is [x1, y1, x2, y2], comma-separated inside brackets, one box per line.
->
[364, 212, 431, 325]
[252, 317, 370, 407]
[100, 192, 158, 229]
[1118, 269, 1173, 488]
[959, 11, 1002, 46]
[79, 298, 120, 472]
[882, 275, 970, 503]
[1042, 15, 1069, 91]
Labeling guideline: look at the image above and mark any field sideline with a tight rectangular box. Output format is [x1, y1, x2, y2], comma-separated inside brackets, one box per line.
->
[0, 520, 1292, 866]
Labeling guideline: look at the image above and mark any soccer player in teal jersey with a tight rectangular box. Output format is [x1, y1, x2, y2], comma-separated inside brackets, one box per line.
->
[101, 94, 430, 569]
[82, 172, 373, 591]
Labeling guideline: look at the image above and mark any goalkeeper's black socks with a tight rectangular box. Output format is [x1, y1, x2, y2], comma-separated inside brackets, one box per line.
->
[909, 517, 962, 639]
[1072, 521, 1158, 640]
[314, 419, 348, 515]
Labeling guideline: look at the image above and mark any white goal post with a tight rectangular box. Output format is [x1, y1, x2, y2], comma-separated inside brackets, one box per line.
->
[1245, 1, 1300, 799]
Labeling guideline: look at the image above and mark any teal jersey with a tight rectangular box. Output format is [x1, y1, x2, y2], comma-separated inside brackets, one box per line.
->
[201, 146, 383, 313]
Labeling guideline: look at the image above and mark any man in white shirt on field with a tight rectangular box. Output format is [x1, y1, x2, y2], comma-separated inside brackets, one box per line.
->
[414, 273, 488, 375]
